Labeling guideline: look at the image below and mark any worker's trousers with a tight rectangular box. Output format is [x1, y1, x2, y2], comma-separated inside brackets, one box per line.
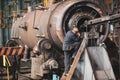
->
[64, 51, 73, 73]
[64, 42, 80, 73]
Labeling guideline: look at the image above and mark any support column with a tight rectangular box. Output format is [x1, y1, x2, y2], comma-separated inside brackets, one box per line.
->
[0, 0, 3, 47]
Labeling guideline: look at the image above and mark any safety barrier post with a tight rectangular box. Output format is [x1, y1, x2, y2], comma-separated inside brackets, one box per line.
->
[3, 55, 11, 80]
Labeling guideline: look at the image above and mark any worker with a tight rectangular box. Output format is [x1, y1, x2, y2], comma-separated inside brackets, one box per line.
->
[62, 25, 81, 75]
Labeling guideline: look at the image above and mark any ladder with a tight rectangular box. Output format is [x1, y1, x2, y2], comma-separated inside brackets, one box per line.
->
[61, 38, 87, 80]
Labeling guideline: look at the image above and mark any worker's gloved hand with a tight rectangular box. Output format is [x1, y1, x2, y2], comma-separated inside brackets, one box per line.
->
[76, 32, 80, 36]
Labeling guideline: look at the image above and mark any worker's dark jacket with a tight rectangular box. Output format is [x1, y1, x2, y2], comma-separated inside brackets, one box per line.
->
[62, 31, 80, 51]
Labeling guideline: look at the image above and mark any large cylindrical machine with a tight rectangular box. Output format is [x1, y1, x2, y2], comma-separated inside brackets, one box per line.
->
[10, 0, 109, 79]
[11, 0, 108, 49]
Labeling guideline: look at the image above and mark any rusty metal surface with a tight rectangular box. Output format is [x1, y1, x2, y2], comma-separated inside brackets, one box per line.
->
[11, 0, 108, 50]
[12, 10, 43, 48]
[49, 0, 108, 49]
[9, 0, 115, 80]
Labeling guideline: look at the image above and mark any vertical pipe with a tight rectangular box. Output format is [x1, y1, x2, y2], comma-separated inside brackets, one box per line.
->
[13, 0, 17, 22]
[0, 0, 2, 47]
[19, 0, 24, 11]
[0, 0, 3, 46]
[3, 0, 9, 46]
[0, 0, 12, 47]
[0, 0, 1, 27]
[5, 28, 8, 45]
[44, 0, 48, 7]
[8, 28, 11, 40]
[2, 28, 5, 46]
[0, 28, 3, 47]
[44, 0, 56, 7]
[17, 0, 20, 15]
[24, 0, 31, 10]
[118, 28, 120, 79]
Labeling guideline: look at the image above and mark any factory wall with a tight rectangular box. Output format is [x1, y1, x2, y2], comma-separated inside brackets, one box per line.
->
[0, 28, 11, 47]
